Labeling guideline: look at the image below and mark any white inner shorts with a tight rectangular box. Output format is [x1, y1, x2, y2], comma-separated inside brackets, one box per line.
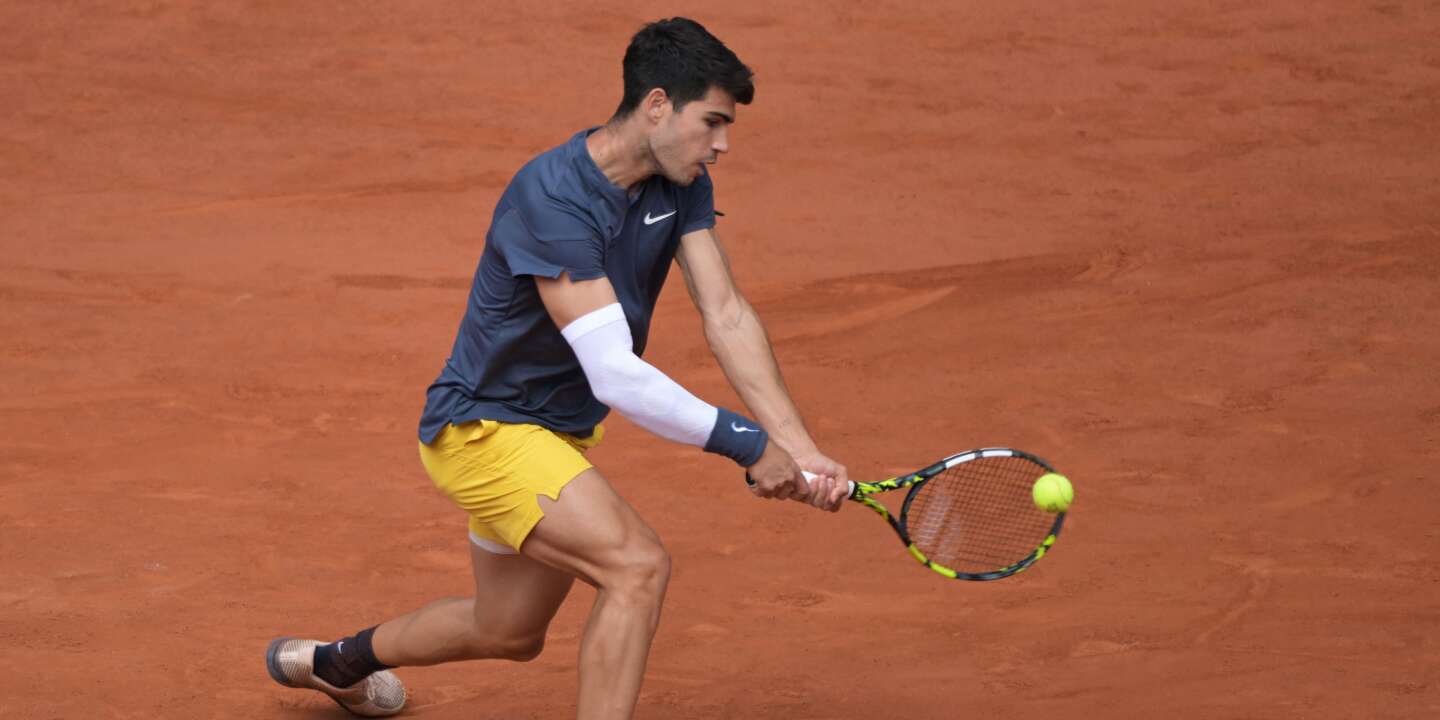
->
[469, 530, 519, 555]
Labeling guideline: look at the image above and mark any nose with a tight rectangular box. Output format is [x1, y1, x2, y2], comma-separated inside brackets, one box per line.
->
[712, 126, 729, 155]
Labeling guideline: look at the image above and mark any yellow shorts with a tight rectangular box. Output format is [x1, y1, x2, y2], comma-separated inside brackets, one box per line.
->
[418, 420, 603, 553]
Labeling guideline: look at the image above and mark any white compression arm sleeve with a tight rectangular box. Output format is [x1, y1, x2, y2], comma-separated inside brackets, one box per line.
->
[561, 303, 719, 447]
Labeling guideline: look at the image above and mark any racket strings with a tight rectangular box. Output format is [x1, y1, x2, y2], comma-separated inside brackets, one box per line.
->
[903, 457, 1057, 573]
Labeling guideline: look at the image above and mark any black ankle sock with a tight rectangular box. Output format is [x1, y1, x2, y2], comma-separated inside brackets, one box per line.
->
[313, 626, 393, 688]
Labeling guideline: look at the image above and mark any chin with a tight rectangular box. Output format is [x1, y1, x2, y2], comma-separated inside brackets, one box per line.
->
[664, 167, 698, 187]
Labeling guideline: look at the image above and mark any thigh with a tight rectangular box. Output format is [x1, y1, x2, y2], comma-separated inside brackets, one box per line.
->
[520, 468, 664, 587]
[470, 541, 575, 636]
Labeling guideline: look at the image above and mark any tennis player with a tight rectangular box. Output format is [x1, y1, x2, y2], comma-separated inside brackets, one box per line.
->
[266, 17, 849, 718]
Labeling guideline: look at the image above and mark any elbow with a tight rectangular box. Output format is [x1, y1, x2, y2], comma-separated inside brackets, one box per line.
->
[587, 360, 675, 419]
[589, 376, 625, 409]
[586, 357, 644, 411]
[702, 295, 751, 336]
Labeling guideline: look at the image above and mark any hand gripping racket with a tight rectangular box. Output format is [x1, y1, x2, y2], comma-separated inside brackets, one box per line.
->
[749, 448, 1068, 581]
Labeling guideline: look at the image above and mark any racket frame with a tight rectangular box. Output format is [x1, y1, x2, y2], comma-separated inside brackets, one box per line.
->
[851, 448, 1066, 581]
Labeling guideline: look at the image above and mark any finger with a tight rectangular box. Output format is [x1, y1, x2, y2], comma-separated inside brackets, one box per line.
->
[791, 481, 813, 504]
[792, 475, 812, 498]
[783, 473, 805, 499]
[819, 477, 839, 508]
[810, 478, 835, 509]
[802, 476, 823, 502]
[797, 476, 814, 503]
[815, 478, 838, 511]
[805, 478, 822, 506]
[806, 480, 826, 508]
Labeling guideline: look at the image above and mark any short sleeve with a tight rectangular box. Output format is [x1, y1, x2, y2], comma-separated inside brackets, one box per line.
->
[680, 168, 717, 235]
[491, 207, 607, 281]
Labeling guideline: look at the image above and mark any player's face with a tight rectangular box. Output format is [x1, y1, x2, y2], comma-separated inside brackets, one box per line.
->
[650, 86, 736, 186]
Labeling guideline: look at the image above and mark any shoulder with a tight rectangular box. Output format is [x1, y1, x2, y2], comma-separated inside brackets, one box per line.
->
[500, 140, 604, 243]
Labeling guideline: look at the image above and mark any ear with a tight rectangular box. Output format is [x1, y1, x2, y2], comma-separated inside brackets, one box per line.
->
[643, 87, 671, 123]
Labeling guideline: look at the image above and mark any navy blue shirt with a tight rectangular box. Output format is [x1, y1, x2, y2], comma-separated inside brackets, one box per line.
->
[419, 128, 717, 443]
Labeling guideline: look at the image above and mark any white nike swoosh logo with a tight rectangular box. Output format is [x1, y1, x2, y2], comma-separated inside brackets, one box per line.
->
[644, 210, 677, 225]
[336, 641, 344, 653]
[731, 422, 759, 433]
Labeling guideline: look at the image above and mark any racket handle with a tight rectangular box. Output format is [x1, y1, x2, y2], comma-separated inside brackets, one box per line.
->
[801, 470, 858, 499]
[744, 470, 858, 498]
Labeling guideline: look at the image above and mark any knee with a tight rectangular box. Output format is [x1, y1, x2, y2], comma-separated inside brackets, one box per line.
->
[463, 626, 546, 662]
[486, 633, 546, 662]
[604, 540, 671, 605]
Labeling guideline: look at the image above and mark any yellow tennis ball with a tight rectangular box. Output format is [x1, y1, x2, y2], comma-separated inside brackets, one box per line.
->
[1032, 473, 1074, 513]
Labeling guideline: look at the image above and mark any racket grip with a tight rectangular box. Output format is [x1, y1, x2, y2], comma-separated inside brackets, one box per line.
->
[744, 470, 858, 498]
[801, 470, 858, 499]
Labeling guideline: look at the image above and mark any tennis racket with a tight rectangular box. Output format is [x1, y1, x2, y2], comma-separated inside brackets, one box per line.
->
[748, 448, 1068, 581]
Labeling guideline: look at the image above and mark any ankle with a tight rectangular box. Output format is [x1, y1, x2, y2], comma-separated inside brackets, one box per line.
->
[313, 626, 393, 688]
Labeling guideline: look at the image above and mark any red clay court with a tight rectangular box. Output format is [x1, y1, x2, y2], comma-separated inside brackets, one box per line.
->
[2, 2, 1437, 718]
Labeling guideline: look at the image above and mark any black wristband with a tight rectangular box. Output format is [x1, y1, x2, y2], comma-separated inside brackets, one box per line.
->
[704, 408, 768, 467]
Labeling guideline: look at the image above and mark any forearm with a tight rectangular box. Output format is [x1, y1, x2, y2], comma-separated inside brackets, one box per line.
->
[564, 303, 768, 466]
[703, 299, 818, 457]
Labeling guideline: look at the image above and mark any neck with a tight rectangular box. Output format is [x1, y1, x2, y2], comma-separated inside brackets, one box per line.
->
[585, 120, 659, 191]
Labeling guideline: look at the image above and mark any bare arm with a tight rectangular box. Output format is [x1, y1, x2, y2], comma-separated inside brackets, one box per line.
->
[534, 272, 623, 329]
[676, 227, 849, 491]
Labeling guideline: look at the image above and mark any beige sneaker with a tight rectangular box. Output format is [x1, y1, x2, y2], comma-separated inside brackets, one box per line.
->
[266, 637, 406, 717]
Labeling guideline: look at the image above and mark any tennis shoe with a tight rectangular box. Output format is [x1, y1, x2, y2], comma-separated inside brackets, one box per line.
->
[266, 637, 406, 717]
